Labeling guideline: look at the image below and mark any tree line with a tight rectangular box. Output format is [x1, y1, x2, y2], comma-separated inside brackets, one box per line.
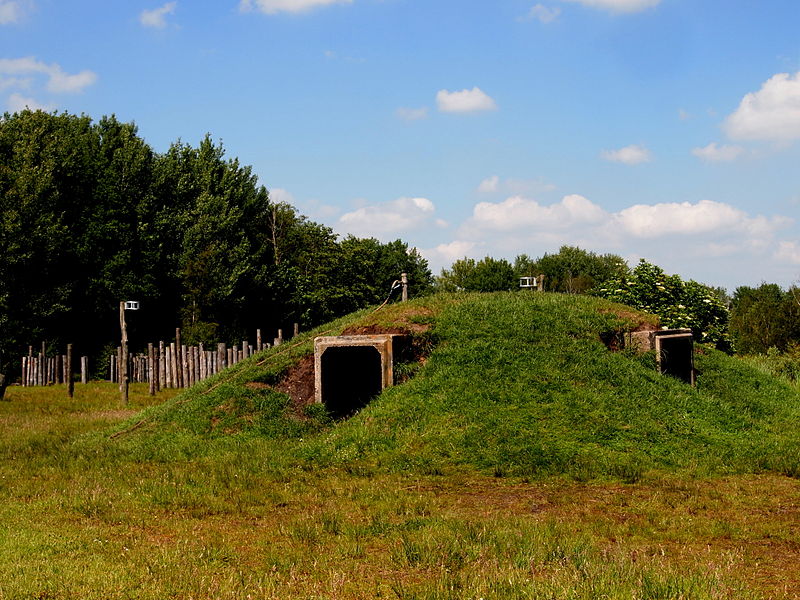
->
[0, 110, 433, 383]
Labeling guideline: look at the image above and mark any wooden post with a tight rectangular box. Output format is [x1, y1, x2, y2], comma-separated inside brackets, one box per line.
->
[110, 354, 115, 383]
[242, 341, 249, 360]
[181, 345, 189, 388]
[175, 329, 182, 388]
[188, 346, 196, 387]
[66, 344, 74, 399]
[119, 302, 129, 405]
[294, 322, 299, 338]
[217, 343, 226, 372]
[148, 343, 155, 396]
[81, 356, 88, 384]
[158, 341, 165, 390]
[166, 345, 173, 388]
[198, 344, 206, 381]
[278, 329, 283, 345]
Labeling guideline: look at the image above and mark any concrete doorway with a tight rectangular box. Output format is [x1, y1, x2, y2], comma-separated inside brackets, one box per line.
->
[320, 346, 383, 418]
[314, 334, 395, 419]
[655, 333, 695, 385]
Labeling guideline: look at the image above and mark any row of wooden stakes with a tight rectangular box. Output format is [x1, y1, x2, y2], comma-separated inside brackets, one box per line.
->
[113, 326, 297, 392]
[20, 345, 89, 388]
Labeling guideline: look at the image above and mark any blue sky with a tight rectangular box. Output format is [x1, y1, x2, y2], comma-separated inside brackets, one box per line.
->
[2, 0, 800, 291]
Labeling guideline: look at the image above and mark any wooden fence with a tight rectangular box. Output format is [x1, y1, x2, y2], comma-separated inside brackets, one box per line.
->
[19, 325, 296, 392]
[109, 326, 295, 390]
[20, 344, 88, 387]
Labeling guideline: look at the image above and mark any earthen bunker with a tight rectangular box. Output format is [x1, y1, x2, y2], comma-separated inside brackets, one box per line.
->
[314, 334, 397, 418]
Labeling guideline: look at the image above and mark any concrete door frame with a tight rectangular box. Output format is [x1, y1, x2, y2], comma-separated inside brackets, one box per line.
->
[313, 334, 395, 405]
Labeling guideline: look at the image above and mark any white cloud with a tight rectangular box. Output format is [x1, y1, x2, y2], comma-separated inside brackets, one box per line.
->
[395, 106, 428, 121]
[691, 142, 745, 162]
[724, 71, 800, 141]
[0, 57, 97, 94]
[469, 194, 607, 233]
[436, 87, 497, 114]
[421, 240, 479, 271]
[240, 0, 352, 15]
[0, 1, 30, 25]
[520, 4, 561, 23]
[616, 200, 788, 238]
[140, 2, 177, 28]
[455, 195, 790, 258]
[0, 76, 30, 90]
[601, 144, 651, 165]
[7, 92, 54, 112]
[338, 196, 438, 238]
[413, 191, 797, 286]
[560, 0, 660, 13]
[477, 175, 499, 193]
[775, 241, 800, 264]
[269, 187, 295, 205]
[476, 175, 557, 196]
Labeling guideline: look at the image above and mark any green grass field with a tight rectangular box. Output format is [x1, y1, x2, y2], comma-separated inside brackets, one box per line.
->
[2, 292, 799, 598]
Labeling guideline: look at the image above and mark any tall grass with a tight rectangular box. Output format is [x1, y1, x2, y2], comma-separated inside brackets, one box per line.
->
[0, 292, 798, 597]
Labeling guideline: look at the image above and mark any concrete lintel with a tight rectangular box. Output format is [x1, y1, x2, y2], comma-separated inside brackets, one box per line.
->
[627, 328, 693, 352]
[314, 334, 396, 405]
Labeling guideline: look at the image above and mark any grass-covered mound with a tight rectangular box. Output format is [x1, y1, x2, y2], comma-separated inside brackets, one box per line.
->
[114, 291, 800, 480]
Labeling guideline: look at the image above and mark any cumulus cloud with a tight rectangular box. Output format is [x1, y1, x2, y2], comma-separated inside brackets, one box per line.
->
[470, 194, 606, 232]
[436, 87, 497, 113]
[616, 200, 788, 238]
[477, 176, 499, 193]
[8, 92, 54, 112]
[395, 106, 428, 121]
[775, 241, 800, 264]
[476, 175, 557, 196]
[560, 0, 660, 13]
[601, 144, 651, 165]
[337, 196, 440, 238]
[0, 1, 30, 25]
[422, 240, 478, 268]
[414, 190, 797, 285]
[0, 76, 29, 90]
[691, 142, 745, 162]
[453, 194, 790, 262]
[240, 0, 352, 15]
[0, 57, 97, 93]
[140, 2, 177, 28]
[724, 71, 800, 141]
[520, 4, 561, 23]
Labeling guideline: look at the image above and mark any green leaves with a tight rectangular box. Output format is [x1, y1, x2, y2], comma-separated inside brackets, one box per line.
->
[593, 259, 730, 348]
[0, 111, 434, 366]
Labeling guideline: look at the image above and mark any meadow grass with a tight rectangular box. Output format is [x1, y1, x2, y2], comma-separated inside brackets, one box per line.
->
[1, 292, 799, 597]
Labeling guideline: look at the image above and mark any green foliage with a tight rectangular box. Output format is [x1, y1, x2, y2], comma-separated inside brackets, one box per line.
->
[436, 256, 516, 292]
[0, 111, 433, 370]
[729, 283, 800, 354]
[517, 245, 629, 294]
[593, 259, 730, 348]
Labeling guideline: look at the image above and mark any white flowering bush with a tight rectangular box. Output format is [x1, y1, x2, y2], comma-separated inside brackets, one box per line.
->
[593, 259, 730, 349]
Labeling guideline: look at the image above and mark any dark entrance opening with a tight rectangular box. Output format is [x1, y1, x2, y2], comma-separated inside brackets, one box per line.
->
[320, 346, 383, 418]
[657, 335, 694, 385]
